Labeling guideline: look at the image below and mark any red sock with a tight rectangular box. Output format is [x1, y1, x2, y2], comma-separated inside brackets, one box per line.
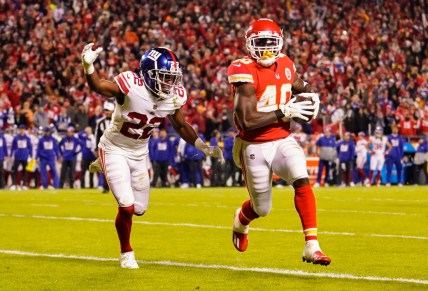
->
[238, 199, 259, 225]
[294, 185, 317, 241]
[375, 172, 381, 185]
[357, 168, 365, 182]
[369, 170, 374, 183]
[115, 205, 134, 253]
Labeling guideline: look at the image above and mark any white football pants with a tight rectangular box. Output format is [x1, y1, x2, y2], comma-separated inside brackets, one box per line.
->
[99, 148, 150, 215]
[234, 136, 308, 217]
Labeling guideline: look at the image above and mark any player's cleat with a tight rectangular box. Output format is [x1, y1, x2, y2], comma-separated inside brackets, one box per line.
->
[302, 240, 331, 266]
[232, 208, 249, 252]
[89, 158, 103, 173]
[313, 182, 320, 188]
[119, 251, 139, 269]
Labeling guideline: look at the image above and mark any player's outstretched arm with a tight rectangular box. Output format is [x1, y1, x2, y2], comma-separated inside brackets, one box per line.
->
[82, 43, 124, 103]
[169, 109, 224, 163]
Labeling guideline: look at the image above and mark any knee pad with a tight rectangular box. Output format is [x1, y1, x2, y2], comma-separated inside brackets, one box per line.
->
[134, 201, 147, 216]
[132, 172, 150, 191]
[252, 202, 271, 217]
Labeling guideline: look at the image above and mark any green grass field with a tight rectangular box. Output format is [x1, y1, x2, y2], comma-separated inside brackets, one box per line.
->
[0, 186, 427, 290]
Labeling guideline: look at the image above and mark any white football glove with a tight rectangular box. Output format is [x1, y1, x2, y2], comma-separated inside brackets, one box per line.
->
[195, 138, 225, 164]
[280, 97, 315, 121]
[81, 43, 103, 75]
[296, 92, 320, 120]
[202, 146, 225, 164]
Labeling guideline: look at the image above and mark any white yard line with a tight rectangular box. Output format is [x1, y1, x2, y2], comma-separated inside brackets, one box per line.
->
[30, 204, 59, 207]
[0, 249, 427, 285]
[1, 213, 427, 240]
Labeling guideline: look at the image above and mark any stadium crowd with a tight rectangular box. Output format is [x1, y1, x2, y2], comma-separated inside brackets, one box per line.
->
[0, 0, 427, 189]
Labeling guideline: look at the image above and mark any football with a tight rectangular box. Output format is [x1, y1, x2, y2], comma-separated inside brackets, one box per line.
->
[292, 94, 315, 124]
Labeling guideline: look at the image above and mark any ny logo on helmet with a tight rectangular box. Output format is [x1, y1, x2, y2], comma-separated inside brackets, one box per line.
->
[148, 50, 162, 61]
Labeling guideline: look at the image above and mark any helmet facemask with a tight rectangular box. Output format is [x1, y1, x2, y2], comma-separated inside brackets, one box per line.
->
[145, 69, 183, 100]
[246, 33, 283, 67]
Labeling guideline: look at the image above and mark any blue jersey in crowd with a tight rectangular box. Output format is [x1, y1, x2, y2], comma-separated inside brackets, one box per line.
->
[416, 140, 428, 154]
[0, 133, 8, 160]
[36, 135, 60, 161]
[11, 133, 32, 161]
[59, 135, 81, 160]
[78, 131, 96, 161]
[316, 135, 336, 148]
[336, 140, 355, 162]
[152, 137, 173, 163]
[183, 134, 205, 161]
[387, 134, 404, 160]
[223, 136, 234, 160]
[148, 136, 159, 162]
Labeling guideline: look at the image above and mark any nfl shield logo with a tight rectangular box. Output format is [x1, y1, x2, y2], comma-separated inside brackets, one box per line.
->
[285, 68, 292, 80]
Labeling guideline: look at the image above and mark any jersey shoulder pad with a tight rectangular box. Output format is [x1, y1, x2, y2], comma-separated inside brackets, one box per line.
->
[227, 57, 255, 84]
[158, 85, 188, 112]
[114, 71, 136, 95]
[277, 54, 296, 72]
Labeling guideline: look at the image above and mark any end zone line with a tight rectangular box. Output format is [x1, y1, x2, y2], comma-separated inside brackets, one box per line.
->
[1, 213, 427, 240]
[0, 249, 427, 285]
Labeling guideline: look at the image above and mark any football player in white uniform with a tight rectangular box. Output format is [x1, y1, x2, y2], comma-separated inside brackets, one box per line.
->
[366, 127, 392, 186]
[355, 132, 368, 186]
[82, 44, 224, 269]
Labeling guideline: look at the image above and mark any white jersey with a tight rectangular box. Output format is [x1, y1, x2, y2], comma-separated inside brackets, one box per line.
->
[369, 136, 387, 157]
[99, 71, 187, 159]
[29, 134, 39, 158]
[355, 139, 368, 157]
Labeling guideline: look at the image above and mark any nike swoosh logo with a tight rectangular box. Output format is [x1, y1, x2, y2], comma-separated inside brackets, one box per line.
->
[233, 63, 241, 67]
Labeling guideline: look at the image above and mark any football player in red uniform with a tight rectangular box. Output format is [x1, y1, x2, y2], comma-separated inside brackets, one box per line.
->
[82, 44, 224, 268]
[227, 18, 330, 265]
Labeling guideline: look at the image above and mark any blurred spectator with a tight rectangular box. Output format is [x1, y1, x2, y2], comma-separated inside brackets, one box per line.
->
[0, 130, 8, 189]
[36, 127, 60, 189]
[182, 125, 204, 188]
[78, 126, 96, 189]
[413, 137, 428, 185]
[222, 128, 238, 187]
[33, 104, 49, 129]
[336, 132, 355, 186]
[151, 128, 173, 188]
[314, 128, 337, 187]
[385, 124, 405, 186]
[54, 107, 72, 135]
[355, 132, 368, 186]
[10, 125, 32, 190]
[58, 126, 80, 189]
[74, 104, 89, 132]
[367, 127, 392, 187]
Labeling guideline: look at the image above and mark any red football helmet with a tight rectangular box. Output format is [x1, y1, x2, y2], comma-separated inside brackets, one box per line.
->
[245, 18, 283, 67]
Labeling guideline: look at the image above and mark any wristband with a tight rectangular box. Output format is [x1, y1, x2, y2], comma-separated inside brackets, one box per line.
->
[85, 64, 95, 75]
[194, 137, 207, 150]
[274, 109, 285, 120]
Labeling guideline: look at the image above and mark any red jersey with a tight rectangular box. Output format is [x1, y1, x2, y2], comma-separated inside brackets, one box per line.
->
[227, 54, 295, 142]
